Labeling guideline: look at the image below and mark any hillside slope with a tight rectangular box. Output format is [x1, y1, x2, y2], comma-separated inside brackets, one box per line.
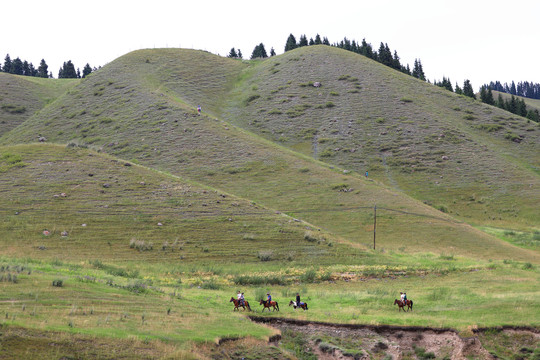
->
[0, 143, 339, 264]
[220, 46, 540, 230]
[1, 49, 537, 261]
[0, 73, 78, 136]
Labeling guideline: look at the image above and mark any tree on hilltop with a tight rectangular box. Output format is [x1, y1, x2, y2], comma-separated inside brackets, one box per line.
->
[250, 43, 268, 59]
[58, 60, 77, 78]
[3, 54, 12, 73]
[228, 48, 238, 58]
[462, 79, 476, 99]
[298, 34, 308, 47]
[270, 47, 276, 57]
[82, 63, 92, 78]
[284, 34, 297, 52]
[314, 34, 322, 45]
[37, 59, 48, 78]
[412, 59, 425, 81]
[11, 57, 23, 75]
[237, 49, 243, 59]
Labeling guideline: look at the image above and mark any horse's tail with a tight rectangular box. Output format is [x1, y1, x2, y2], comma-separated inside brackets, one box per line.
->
[246, 302, 251, 311]
[276, 302, 279, 311]
[410, 300, 413, 310]
[305, 302, 308, 310]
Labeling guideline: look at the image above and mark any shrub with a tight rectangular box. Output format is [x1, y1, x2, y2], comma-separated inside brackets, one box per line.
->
[257, 250, 273, 261]
[1, 104, 26, 114]
[52, 279, 63, 287]
[324, 101, 335, 108]
[245, 94, 260, 104]
[300, 269, 317, 283]
[129, 239, 153, 251]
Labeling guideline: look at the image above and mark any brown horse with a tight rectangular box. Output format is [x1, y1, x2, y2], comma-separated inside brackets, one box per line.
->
[230, 297, 251, 311]
[394, 299, 413, 312]
[259, 299, 279, 312]
[289, 300, 308, 310]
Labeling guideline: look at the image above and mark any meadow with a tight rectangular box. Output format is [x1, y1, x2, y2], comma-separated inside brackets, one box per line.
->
[0, 46, 538, 358]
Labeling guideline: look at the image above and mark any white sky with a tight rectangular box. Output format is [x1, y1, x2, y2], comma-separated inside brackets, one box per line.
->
[2, 0, 538, 90]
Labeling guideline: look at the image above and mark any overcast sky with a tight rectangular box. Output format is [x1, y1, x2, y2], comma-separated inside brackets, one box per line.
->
[2, 0, 538, 90]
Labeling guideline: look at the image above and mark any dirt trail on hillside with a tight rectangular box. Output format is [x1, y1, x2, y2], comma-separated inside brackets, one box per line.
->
[249, 317, 538, 360]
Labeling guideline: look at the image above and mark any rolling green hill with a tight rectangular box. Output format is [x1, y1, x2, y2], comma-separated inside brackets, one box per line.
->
[0, 73, 78, 136]
[492, 90, 540, 114]
[219, 46, 540, 230]
[0, 47, 539, 358]
[2, 49, 535, 261]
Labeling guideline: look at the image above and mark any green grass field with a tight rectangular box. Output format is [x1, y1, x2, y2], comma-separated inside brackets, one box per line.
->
[0, 47, 538, 358]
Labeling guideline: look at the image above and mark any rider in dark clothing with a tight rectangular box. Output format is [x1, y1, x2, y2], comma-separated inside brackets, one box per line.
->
[296, 293, 301, 307]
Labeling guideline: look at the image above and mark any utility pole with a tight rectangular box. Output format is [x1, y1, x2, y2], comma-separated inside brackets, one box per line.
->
[373, 205, 377, 250]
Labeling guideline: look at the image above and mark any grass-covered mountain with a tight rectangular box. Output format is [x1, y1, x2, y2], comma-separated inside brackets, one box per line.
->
[2, 48, 536, 260]
[0, 72, 77, 136]
[1, 47, 539, 358]
[219, 46, 539, 230]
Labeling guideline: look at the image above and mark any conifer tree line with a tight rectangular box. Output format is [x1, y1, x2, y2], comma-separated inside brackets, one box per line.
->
[1, 53, 96, 79]
[283, 33, 426, 81]
[479, 85, 539, 122]
[484, 81, 540, 100]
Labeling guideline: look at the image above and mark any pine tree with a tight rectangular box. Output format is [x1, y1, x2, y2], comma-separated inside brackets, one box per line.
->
[455, 82, 463, 95]
[58, 60, 77, 78]
[298, 34, 308, 47]
[11, 57, 23, 75]
[228, 48, 238, 58]
[3, 54, 12, 73]
[237, 49, 243, 59]
[412, 59, 425, 80]
[22, 60, 30, 76]
[308, 37, 314, 46]
[251, 43, 268, 59]
[37, 59, 48, 78]
[270, 47, 276, 57]
[322, 37, 330, 45]
[82, 63, 92, 78]
[462, 80, 476, 99]
[284, 34, 297, 52]
[314, 34, 322, 45]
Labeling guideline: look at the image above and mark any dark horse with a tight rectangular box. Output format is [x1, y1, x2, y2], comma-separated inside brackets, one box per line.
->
[259, 299, 279, 312]
[289, 300, 308, 310]
[394, 299, 413, 312]
[230, 297, 251, 311]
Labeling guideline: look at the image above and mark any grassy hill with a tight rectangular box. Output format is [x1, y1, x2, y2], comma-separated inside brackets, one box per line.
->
[0, 73, 78, 136]
[220, 46, 540, 231]
[2, 50, 536, 261]
[0, 47, 538, 358]
[492, 90, 540, 114]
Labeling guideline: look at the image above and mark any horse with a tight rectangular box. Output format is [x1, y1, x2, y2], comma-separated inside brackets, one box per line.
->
[259, 299, 279, 312]
[289, 300, 308, 310]
[394, 299, 413, 312]
[230, 297, 251, 311]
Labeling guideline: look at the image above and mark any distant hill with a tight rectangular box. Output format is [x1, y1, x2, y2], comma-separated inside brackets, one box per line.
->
[220, 46, 540, 229]
[1, 48, 538, 260]
[492, 90, 540, 114]
[0, 73, 77, 136]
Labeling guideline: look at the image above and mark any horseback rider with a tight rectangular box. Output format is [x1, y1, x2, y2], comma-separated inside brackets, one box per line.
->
[400, 292, 405, 304]
[266, 293, 272, 305]
[240, 292, 245, 307]
[295, 292, 301, 307]
[403, 292, 407, 304]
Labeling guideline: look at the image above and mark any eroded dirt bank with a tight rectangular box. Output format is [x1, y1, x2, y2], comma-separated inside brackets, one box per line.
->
[249, 316, 539, 360]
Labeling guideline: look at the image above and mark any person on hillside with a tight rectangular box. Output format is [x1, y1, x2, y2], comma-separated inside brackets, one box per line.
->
[295, 292, 301, 307]
[403, 292, 407, 303]
[400, 292, 405, 304]
[240, 292, 245, 307]
[237, 291, 242, 303]
[365, 171, 368, 178]
[197, 105, 201, 115]
[266, 293, 272, 305]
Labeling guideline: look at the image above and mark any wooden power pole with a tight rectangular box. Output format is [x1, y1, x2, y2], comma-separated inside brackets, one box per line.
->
[373, 205, 377, 250]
